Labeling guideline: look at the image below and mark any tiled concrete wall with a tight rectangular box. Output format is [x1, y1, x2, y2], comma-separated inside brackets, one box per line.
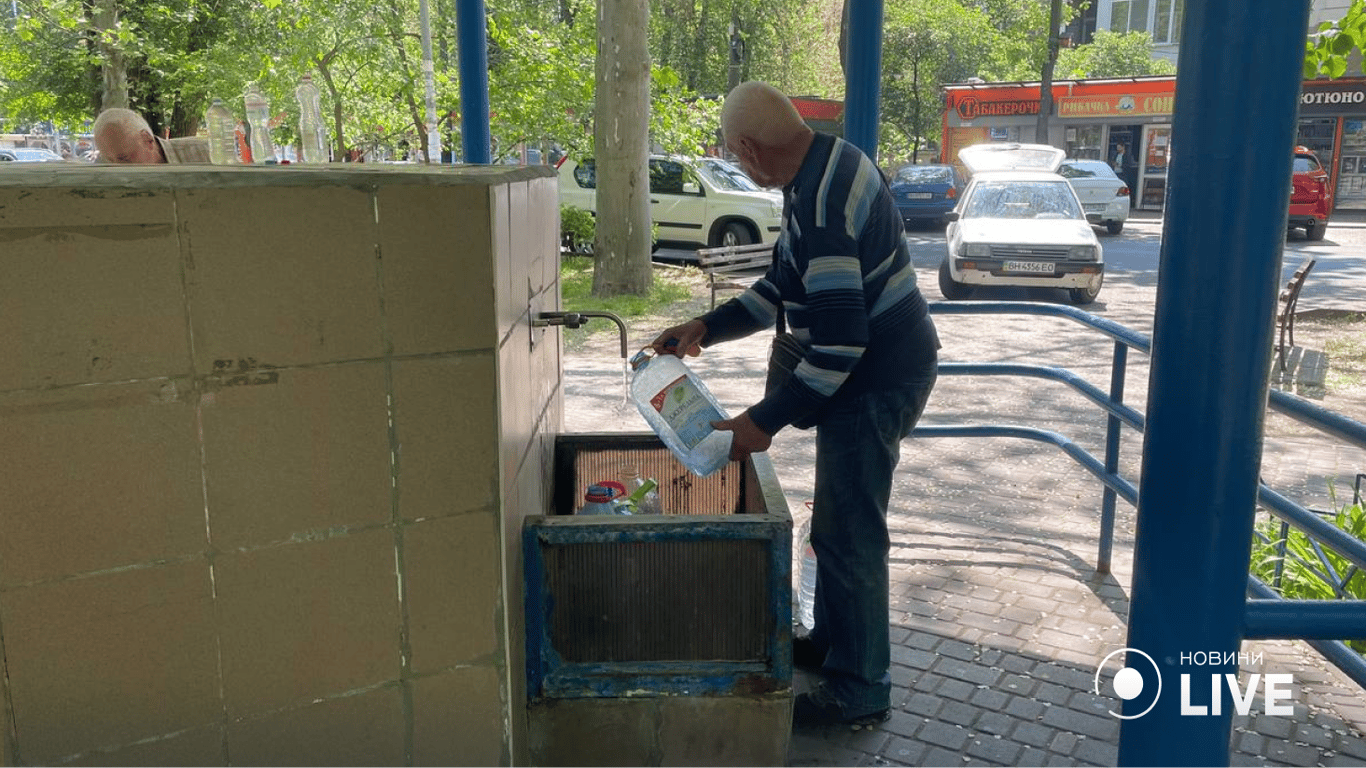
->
[0, 165, 561, 766]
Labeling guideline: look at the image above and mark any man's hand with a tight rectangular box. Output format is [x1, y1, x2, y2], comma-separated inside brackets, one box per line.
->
[712, 412, 773, 462]
[650, 318, 707, 358]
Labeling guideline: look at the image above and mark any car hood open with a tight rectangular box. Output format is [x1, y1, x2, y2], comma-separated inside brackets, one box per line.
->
[959, 143, 1066, 174]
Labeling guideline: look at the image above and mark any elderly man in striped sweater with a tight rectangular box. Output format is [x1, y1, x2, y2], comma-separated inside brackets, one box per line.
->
[650, 80, 940, 729]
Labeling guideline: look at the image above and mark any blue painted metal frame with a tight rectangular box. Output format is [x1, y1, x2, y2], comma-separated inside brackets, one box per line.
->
[843, 0, 884, 160]
[454, 0, 490, 164]
[524, 515, 792, 701]
[926, 301, 1148, 574]
[922, 299, 1366, 764]
[1122, 0, 1312, 759]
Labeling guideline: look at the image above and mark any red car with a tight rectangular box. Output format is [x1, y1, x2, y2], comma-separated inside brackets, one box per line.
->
[1289, 145, 1331, 240]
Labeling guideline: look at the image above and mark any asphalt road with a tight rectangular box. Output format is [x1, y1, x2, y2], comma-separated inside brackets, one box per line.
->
[658, 211, 1366, 315]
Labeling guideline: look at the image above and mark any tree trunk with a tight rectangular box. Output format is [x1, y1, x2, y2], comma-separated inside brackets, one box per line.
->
[314, 56, 350, 160]
[592, 0, 653, 297]
[1037, 0, 1063, 144]
[92, 0, 127, 110]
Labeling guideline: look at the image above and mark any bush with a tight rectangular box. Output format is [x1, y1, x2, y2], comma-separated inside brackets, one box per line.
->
[560, 205, 595, 254]
[1250, 489, 1366, 653]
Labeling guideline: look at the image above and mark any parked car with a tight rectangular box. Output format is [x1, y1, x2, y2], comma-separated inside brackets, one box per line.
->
[889, 163, 965, 227]
[1058, 159, 1130, 235]
[941, 143, 1104, 306]
[0, 147, 65, 163]
[1289, 145, 1330, 241]
[557, 154, 783, 249]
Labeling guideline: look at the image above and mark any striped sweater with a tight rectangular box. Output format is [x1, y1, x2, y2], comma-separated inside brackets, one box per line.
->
[700, 133, 940, 433]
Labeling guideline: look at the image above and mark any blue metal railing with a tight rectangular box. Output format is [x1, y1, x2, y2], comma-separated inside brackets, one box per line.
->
[917, 300, 1366, 689]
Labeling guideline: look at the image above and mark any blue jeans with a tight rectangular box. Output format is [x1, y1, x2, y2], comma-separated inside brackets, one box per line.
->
[806, 371, 936, 713]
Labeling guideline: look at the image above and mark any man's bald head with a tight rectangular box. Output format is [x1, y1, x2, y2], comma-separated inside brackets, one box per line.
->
[721, 81, 813, 189]
[721, 81, 809, 149]
[93, 108, 165, 164]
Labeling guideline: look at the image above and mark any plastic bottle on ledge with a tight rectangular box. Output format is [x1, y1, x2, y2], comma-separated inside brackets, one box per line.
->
[295, 73, 326, 163]
[204, 99, 240, 165]
[578, 484, 629, 516]
[628, 346, 732, 478]
[619, 469, 663, 515]
[243, 83, 276, 164]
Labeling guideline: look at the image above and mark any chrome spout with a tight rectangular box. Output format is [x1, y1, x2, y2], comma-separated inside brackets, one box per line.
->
[533, 311, 629, 358]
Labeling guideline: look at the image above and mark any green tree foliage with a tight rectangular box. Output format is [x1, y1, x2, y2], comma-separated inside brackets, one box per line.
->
[1306, 0, 1366, 79]
[965, 0, 1061, 81]
[1054, 29, 1176, 79]
[0, 0, 257, 135]
[879, 0, 999, 166]
[649, 0, 844, 98]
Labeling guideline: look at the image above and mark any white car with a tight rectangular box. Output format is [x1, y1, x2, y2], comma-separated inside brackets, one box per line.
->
[558, 154, 783, 249]
[1058, 159, 1131, 235]
[940, 143, 1104, 306]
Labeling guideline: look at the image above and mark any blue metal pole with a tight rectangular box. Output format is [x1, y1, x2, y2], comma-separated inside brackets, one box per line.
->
[455, 0, 491, 164]
[1118, 0, 1310, 765]
[1097, 341, 1127, 575]
[843, 0, 883, 162]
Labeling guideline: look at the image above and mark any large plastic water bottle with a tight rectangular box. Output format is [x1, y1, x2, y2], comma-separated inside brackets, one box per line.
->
[243, 84, 276, 163]
[797, 517, 817, 630]
[295, 73, 327, 163]
[204, 99, 240, 165]
[628, 347, 733, 478]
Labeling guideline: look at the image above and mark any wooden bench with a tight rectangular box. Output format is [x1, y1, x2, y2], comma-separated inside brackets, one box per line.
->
[1276, 257, 1316, 372]
[695, 242, 773, 308]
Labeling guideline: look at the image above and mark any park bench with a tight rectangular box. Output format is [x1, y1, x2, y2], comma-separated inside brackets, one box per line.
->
[1276, 257, 1317, 372]
[695, 241, 773, 308]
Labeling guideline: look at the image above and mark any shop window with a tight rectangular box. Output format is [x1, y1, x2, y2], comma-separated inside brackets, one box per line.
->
[1066, 125, 1104, 160]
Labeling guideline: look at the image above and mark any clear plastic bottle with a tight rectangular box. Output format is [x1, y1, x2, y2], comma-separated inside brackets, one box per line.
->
[204, 98, 240, 165]
[243, 83, 276, 164]
[628, 348, 733, 478]
[797, 517, 817, 630]
[618, 468, 663, 515]
[295, 73, 327, 163]
[578, 484, 628, 515]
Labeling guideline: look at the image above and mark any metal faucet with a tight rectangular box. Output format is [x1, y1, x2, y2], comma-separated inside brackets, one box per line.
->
[533, 311, 629, 359]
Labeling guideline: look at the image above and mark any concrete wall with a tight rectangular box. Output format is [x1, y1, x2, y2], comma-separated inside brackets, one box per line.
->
[0, 164, 561, 766]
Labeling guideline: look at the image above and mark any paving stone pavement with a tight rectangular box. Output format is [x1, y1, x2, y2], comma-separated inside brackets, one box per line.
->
[558, 224, 1366, 766]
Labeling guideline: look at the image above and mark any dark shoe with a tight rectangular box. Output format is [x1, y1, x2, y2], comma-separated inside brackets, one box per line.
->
[792, 686, 890, 730]
[793, 635, 826, 671]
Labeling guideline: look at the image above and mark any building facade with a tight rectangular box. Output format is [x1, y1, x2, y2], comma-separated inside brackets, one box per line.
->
[942, 72, 1366, 213]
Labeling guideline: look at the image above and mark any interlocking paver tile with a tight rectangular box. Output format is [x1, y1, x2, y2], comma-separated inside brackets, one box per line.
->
[1048, 730, 1079, 756]
[919, 720, 971, 751]
[936, 677, 976, 702]
[965, 733, 1024, 765]
[934, 656, 1005, 687]
[1040, 704, 1118, 740]
[1326, 755, 1366, 767]
[1073, 736, 1118, 765]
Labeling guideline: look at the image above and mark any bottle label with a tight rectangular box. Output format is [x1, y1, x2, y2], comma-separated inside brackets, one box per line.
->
[649, 375, 722, 450]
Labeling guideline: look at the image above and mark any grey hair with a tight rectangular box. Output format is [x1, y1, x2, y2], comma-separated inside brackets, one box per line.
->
[92, 107, 152, 139]
[721, 81, 807, 148]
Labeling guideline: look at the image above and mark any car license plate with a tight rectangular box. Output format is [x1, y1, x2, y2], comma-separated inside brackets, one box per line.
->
[1003, 260, 1054, 274]
[1084, 203, 1106, 212]
[907, 192, 933, 200]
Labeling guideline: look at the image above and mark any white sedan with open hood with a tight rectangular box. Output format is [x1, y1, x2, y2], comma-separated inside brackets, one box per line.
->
[940, 143, 1104, 305]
